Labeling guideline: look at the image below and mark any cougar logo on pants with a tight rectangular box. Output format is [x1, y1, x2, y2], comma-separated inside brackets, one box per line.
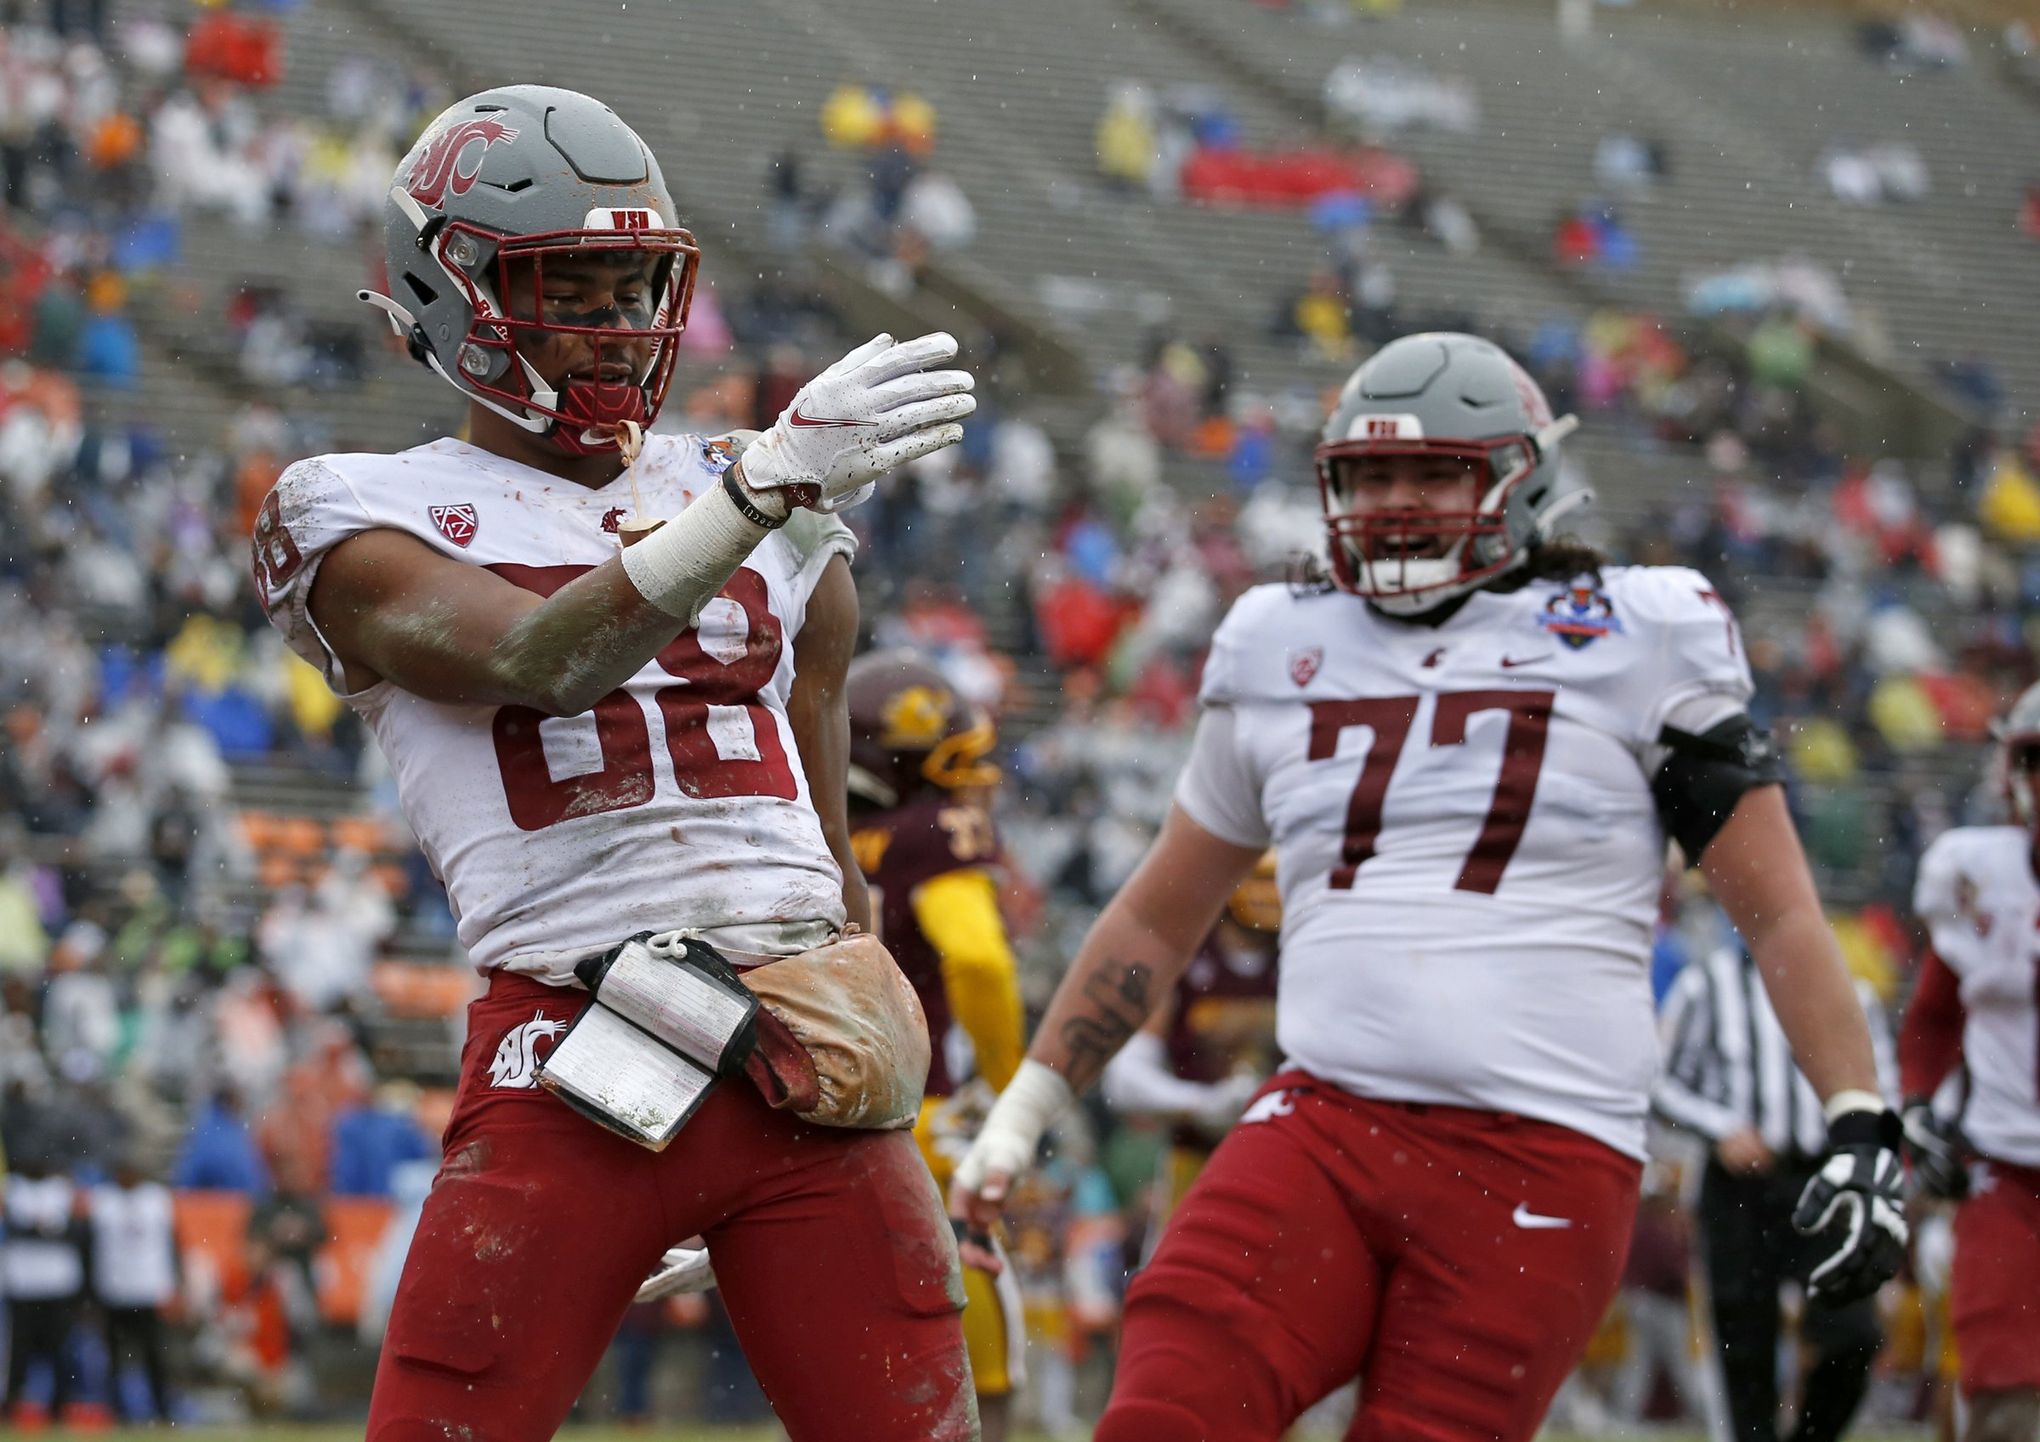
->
[488, 1012, 568, 1089]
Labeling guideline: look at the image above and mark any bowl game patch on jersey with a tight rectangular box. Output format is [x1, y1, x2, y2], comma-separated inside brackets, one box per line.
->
[1538, 575, 1624, 650]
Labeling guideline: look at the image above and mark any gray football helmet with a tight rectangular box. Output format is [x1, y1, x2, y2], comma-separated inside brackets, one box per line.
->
[1996, 680, 2040, 827]
[1314, 332, 1587, 614]
[360, 86, 699, 455]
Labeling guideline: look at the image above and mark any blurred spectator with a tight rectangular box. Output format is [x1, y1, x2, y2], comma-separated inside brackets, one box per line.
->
[820, 81, 936, 157]
[1858, 14, 1968, 71]
[172, 1087, 271, 1195]
[0, 820, 50, 975]
[90, 1155, 180, 1421]
[1609, 1174, 1710, 1427]
[328, 1081, 435, 1198]
[1096, 82, 1160, 195]
[198, 1230, 316, 1418]
[248, 1151, 328, 1304]
[256, 853, 393, 1014]
[3, 1159, 88, 1426]
[1593, 130, 1668, 192]
[1322, 55, 1478, 139]
[1821, 140, 1928, 204]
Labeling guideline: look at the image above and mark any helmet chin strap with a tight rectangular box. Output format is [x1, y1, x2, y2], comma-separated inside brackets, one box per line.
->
[546, 379, 649, 457]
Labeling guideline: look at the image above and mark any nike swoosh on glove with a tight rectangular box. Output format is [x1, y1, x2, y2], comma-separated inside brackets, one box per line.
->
[1793, 1107, 1908, 1307]
[1901, 1102, 1970, 1201]
[737, 331, 974, 512]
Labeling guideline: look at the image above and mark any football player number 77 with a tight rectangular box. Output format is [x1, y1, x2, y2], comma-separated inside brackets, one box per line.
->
[486, 563, 797, 830]
[1310, 690, 1553, 893]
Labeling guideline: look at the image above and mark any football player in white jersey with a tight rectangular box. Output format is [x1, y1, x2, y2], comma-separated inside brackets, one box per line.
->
[952, 333, 1906, 1442]
[1901, 682, 2040, 1442]
[252, 87, 981, 1441]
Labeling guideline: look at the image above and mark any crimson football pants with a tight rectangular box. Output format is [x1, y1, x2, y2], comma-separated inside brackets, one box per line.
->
[365, 973, 976, 1442]
[1096, 1072, 1641, 1442]
[1951, 1157, 2040, 1395]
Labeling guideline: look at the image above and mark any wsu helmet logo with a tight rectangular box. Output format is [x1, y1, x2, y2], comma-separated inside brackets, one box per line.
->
[487, 1011, 567, 1089]
[406, 118, 520, 208]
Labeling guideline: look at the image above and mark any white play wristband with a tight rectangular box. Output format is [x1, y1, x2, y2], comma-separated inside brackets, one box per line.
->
[618, 481, 771, 625]
[1822, 1089, 1886, 1123]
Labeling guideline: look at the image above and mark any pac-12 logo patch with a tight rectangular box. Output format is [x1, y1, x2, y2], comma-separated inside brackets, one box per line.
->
[1289, 647, 1323, 688]
[488, 1012, 568, 1089]
[1539, 575, 1623, 650]
[430, 504, 479, 548]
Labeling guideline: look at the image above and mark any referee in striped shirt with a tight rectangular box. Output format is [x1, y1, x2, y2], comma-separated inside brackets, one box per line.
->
[1655, 944, 1897, 1442]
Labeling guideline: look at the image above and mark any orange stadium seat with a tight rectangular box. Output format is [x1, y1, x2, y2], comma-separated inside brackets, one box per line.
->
[372, 961, 478, 1019]
[171, 1190, 254, 1316]
[276, 816, 326, 859]
[315, 1197, 397, 1327]
[331, 815, 396, 855]
[237, 810, 282, 850]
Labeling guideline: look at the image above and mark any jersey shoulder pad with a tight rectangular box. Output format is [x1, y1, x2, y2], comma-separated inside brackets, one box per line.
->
[1600, 564, 1732, 632]
[1200, 582, 1345, 705]
[778, 505, 857, 575]
[253, 454, 383, 694]
[1914, 825, 2023, 933]
[1604, 565, 1754, 736]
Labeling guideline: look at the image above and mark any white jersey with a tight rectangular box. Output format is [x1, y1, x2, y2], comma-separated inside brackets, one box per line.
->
[254, 434, 854, 983]
[1175, 566, 1754, 1159]
[1913, 826, 2040, 1168]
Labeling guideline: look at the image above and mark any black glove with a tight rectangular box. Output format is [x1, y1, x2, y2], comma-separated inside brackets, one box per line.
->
[1793, 1107, 1907, 1308]
[1900, 1101, 1970, 1201]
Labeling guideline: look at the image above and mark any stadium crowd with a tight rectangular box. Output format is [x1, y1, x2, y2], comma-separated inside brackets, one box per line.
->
[3, 0, 2038, 1433]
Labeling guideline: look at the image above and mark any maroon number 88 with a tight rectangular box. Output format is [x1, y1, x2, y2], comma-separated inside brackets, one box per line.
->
[489, 564, 798, 832]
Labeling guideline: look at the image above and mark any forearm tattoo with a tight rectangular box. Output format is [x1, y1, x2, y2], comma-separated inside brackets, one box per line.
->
[1056, 959, 1153, 1091]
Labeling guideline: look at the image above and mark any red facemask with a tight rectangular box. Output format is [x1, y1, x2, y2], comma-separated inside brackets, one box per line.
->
[432, 220, 700, 453]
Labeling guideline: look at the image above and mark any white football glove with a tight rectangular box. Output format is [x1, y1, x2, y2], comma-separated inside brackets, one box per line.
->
[951, 1060, 1073, 1204]
[635, 1244, 717, 1304]
[1196, 1070, 1268, 1134]
[737, 332, 974, 513]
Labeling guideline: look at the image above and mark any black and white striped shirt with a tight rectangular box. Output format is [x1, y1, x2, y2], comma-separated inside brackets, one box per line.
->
[1653, 947, 1896, 1161]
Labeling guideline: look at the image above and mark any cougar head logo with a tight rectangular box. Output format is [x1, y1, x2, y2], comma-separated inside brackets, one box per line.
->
[406, 118, 520, 208]
[488, 1012, 568, 1089]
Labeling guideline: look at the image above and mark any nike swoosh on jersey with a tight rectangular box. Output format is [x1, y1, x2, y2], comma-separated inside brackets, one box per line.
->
[787, 404, 873, 429]
[1499, 654, 1553, 669]
[1511, 1203, 1573, 1229]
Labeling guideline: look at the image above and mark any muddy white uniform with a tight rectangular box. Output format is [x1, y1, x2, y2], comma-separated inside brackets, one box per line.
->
[1913, 827, 2040, 1168]
[252, 434, 853, 981]
[1174, 565, 1753, 1159]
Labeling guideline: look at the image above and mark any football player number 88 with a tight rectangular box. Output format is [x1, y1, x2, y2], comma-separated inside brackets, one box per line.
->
[1310, 690, 1553, 893]
[489, 564, 798, 831]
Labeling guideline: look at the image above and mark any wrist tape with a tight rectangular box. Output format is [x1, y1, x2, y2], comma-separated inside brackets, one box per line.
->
[1823, 1089, 1886, 1124]
[618, 481, 772, 624]
[975, 1060, 1072, 1160]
